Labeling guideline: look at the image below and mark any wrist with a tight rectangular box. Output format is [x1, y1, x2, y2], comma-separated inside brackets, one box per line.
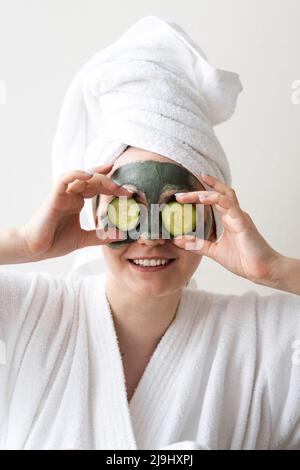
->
[255, 251, 284, 288]
[256, 251, 300, 295]
[0, 227, 38, 265]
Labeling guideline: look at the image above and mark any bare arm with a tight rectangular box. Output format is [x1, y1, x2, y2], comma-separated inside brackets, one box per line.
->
[0, 164, 132, 266]
[0, 227, 33, 264]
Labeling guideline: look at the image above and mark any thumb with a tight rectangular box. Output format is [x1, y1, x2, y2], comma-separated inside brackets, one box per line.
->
[79, 228, 127, 248]
[172, 235, 213, 257]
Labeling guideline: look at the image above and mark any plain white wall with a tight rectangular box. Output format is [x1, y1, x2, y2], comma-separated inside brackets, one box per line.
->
[0, 0, 299, 295]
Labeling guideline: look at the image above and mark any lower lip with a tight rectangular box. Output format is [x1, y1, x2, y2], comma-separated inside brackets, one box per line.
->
[128, 259, 175, 272]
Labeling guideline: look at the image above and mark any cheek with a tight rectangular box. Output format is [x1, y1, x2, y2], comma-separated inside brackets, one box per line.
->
[102, 245, 128, 271]
[176, 248, 202, 272]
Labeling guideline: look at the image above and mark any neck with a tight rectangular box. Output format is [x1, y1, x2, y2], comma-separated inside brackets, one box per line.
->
[105, 273, 182, 354]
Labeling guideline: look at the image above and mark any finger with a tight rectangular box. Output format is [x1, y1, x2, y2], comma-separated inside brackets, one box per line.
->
[175, 190, 232, 212]
[175, 190, 219, 203]
[78, 228, 128, 248]
[57, 170, 95, 195]
[198, 192, 244, 220]
[172, 234, 212, 257]
[176, 187, 240, 211]
[85, 163, 114, 175]
[199, 192, 231, 210]
[66, 179, 88, 194]
[200, 173, 238, 200]
[79, 173, 134, 198]
[58, 164, 114, 195]
[96, 227, 128, 244]
[199, 194, 243, 218]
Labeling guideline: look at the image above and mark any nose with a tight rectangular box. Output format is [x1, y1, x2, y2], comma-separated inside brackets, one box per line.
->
[136, 203, 167, 246]
[137, 234, 166, 247]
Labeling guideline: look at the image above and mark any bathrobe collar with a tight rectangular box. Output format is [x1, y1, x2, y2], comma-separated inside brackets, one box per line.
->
[88, 273, 206, 450]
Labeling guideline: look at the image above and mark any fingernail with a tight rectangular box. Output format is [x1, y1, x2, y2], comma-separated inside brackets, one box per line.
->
[175, 192, 186, 198]
[174, 234, 196, 241]
[85, 168, 95, 176]
[117, 231, 127, 239]
[183, 235, 196, 240]
[121, 186, 135, 193]
[199, 191, 216, 201]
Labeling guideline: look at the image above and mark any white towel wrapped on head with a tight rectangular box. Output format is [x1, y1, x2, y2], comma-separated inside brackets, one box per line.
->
[51, 15, 243, 276]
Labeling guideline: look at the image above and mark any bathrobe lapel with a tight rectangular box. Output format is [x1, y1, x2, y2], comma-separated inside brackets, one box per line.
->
[91, 275, 206, 450]
[90, 276, 137, 450]
[128, 287, 206, 449]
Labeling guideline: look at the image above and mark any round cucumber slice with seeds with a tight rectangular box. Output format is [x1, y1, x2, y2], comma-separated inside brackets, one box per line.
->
[107, 197, 140, 231]
[161, 201, 196, 236]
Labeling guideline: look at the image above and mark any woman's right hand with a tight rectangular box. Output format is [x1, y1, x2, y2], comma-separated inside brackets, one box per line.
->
[12, 163, 132, 263]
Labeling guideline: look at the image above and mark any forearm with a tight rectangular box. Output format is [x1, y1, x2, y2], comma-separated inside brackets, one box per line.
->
[0, 228, 31, 265]
[258, 254, 300, 296]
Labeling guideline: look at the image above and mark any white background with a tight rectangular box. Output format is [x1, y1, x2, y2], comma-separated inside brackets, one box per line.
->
[0, 0, 299, 295]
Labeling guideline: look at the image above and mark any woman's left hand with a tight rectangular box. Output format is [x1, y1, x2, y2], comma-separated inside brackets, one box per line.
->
[172, 173, 280, 285]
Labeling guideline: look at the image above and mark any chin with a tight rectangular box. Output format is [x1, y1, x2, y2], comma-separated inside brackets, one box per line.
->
[128, 280, 180, 298]
[125, 269, 184, 297]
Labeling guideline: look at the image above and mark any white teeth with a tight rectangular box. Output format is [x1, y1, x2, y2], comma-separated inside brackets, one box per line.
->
[131, 258, 172, 267]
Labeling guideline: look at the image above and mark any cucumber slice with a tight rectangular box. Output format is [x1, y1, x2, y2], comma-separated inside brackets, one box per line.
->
[107, 197, 140, 231]
[161, 201, 196, 236]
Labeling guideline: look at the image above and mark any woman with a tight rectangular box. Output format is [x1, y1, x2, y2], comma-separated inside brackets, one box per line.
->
[1, 13, 300, 451]
[0, 144, 300, 450]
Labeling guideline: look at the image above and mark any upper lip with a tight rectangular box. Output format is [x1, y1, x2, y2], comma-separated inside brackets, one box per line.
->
[128, 256, 175, 260]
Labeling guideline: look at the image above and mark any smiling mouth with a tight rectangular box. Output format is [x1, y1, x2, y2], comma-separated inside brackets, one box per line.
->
[127, 258, 176, 270]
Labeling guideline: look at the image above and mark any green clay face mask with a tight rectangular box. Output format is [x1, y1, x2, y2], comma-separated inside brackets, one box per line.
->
[97, 161, 214, 248]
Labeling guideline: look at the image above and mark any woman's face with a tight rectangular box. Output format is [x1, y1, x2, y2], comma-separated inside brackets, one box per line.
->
[98, 147, 215, 297]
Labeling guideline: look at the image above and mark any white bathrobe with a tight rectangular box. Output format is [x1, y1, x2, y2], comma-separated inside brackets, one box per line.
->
[0, 268, 300, 450]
